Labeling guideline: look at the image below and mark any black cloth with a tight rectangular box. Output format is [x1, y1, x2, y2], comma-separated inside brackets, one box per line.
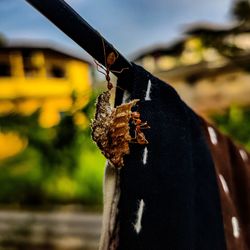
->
[115, 64, 226, 250]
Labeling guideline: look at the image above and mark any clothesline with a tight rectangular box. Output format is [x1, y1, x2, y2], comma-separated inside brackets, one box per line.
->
[25, 0, 133, 85]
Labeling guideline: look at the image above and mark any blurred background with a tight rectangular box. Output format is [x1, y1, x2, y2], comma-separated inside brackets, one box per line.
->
[0, 0, 250, 249]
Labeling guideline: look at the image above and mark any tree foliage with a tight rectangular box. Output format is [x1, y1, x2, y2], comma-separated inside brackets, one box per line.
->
[212, 106, 250, 151]
[232, 0, 250, 24]
[0, 90, 106, 206]
[0, 33, 6, 47]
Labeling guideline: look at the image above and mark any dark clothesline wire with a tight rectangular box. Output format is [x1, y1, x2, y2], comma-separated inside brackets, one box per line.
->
[25, 0, 133, 86]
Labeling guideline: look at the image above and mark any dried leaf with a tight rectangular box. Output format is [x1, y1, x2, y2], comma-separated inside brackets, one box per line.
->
[91, 91, 148, 168]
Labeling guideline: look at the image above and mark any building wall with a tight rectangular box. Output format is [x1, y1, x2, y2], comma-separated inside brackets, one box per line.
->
[0, 49, 92, 159]
[0, 49, 92, 125]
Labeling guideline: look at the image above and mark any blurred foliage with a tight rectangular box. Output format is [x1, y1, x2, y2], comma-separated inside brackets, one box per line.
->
[0, 89, 106, 206]
[0, 33, 6, 47]
[232, 0, 250, 24]
[189, 0, 250, 59]
[211, 106, 250, 151]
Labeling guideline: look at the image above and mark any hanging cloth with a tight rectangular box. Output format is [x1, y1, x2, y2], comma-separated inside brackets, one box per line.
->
[99, 64, 250, 250]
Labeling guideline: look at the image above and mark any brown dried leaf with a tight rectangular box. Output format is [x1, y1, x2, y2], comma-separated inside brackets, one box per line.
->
[91, 90, 147, 168]
[108, 99, 139, 168]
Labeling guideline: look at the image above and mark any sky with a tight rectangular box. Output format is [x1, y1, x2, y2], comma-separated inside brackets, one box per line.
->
[0, 0, 233, 59]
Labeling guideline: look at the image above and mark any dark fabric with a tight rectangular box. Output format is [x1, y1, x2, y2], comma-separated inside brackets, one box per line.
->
[115, 64, 227, 250]
[201, 119, 250, 250]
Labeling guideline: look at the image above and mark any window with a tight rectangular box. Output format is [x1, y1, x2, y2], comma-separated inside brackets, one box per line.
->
[22, 51, 40, 77]
[50, 65, 65, 78]
[0, 62, 11, 77]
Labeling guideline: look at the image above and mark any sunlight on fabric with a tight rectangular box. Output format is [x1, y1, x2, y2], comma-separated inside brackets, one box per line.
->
[208, 126, 218, 145]
[145, 79, 152, 101]
[219, 174, 229, 194]
[142, 147, 148, 165]
[231, 217, 240, 239]
[239, 149, 248, 162]
[134, 199, 145, 234]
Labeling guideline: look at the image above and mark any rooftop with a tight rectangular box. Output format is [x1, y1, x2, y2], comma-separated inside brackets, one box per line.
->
[0, 40, 92, 64]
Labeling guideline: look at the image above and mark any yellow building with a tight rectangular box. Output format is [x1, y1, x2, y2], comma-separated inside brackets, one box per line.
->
[0, 43, 92, 159]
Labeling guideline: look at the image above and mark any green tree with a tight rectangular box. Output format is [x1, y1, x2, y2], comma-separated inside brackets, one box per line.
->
[0, 90, 106, 206]
[232, 0, 250, 25]
[0, 33, 6, 47]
